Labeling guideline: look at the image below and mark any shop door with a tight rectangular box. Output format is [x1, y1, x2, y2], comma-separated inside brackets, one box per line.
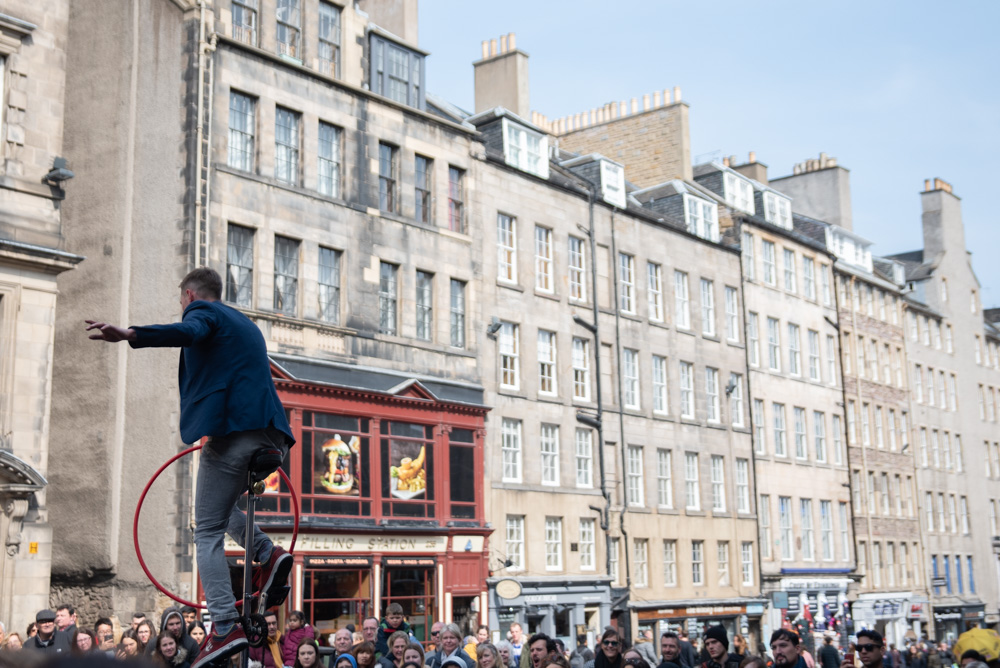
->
[383, 560, 436, 645]
[304, 558, 373, 638]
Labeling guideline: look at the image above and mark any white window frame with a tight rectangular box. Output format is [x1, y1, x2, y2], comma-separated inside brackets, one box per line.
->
[502, 117, 548, 178]
[568, 236, 587, 302]
[534, 226, 554, 293]
[505, 515, 525, 571]
[767, 317, 781, 371]
[692, 540, 704, 586]
[572, 337, 590, 401]
[685, 452, 700, 510]
[808, 330, 821, 381]
[674, 271, 690, 329]
[499, 322, 520, 390]
[663, 540, 677, 586]
[779, 496, 793, 560]
[725, 287, 739, 342]
[648, 262, 663, 322]
[794, 406, 808, 460]
[497, 213, 517, 283]
[736, 459, 750, 513]
[501, 418, 522, 482]
[763, 192, 792, 228]
[762, 240, 776, 285]
[657, 449, 673, 508]
[788, 323, 801, 376]
[618, 252, 635, 314]
[742, 231, 756, 280]
[803, 256, 816, 300]
[760, 494, 772, 559]
[820, 500, 834, 561]
[730, 373, 744, 427]
[711, 455, 726, 512]
[579, 518, 596, 571]
[783, 248, 797, 293]
[725, 172, 755, 213]
[626, 445, 645, 507]
[680, 361, 694, 419]
[701, 278, 716, 336]
[652, 355, 668, 414]
[684, 194, 719, 241]
[634, 539, 649, 588]
[537, 330, 557, 396]
[623, 348, 640, 410]
[540, 423, 559, 486]
[544, 517, 563, 570]
[814, 411, 827, 462]
[773, 403, 787, 457]
[575, 429, 593, 488]
[741, 541, 754, 585]
[753, 399, 766, 455]
[706, 367, 720, 423]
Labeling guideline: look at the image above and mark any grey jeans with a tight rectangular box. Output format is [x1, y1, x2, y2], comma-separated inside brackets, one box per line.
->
[195, 427, 289, 624]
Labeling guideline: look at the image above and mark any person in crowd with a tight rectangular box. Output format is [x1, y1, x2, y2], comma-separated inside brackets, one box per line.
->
[960, 651, 987, 668]
[116, 629, 142, 660]
[248, 611, 282, 668]
[282, 611, 318, 667]
[4, 633, 23, 651]
[739, 658, 767, 668]
[770, 631, 805, 668]
[625, 658, 652, 668]
[819, 637, 840, 668]
[132, 614, 147, 631]
[294, 638, 320, 668]
[151, 606, 199, 658]
[72, 629, 97, 654]
[380, 630, 411, 668]
[55, 604, 78, 637]
[524, 634, 557, 668]
[733, 638, 748, 659]
[586, 630, 622, 668]
[799, 642, 814, 668]
[181, 608, 199, 628]
[509, 625, 525, 666]
[154, 629, 192, 668]
[659, 632, 683, 668]
[547, 655, 572, 668]
[404, 641, 427, 668]
[24, 609, 71, 653]
[465, 636, 480, 662]
[677, 633, 696, 668]
[337, 655, 361, 668]
[478, 643, 502, 668]
[496, 641, 517, 668]
[26, 623, 37, 638]
[844, 631, 885, 668]
[571, 635, 596, 668]
[428, 623, 445, 655]
[430, 624, 475, 668]
[137, 619, 157, 650]
[362, 618, 380, 652]
[332, 629, 355, 659]
[188, 622, 207, 647]
[700, 626, 739, 668]
[635, 631, 658, 667]
[376, 605, 414, 659]
[906, 646, 926, 668]
[94, 618, 115, 655]
[888, 645, 901, 668]
[354, 641, 378, 668]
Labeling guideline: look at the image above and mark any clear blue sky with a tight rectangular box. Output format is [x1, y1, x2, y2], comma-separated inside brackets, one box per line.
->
[419, 0, 1000, 305]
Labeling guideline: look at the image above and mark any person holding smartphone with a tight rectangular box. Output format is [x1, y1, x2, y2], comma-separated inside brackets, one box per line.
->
[843, 631, 885, 668]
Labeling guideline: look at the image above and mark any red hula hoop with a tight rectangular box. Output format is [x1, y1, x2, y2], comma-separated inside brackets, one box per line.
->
[133, 444, 300, 609]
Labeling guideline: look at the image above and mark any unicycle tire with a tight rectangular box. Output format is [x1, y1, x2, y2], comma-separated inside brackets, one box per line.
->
[244, 614, 269, 648]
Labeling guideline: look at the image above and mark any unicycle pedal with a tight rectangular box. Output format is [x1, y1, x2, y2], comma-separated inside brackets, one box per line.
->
[258, 585, 290, 613]
[243, 613, 269, 649]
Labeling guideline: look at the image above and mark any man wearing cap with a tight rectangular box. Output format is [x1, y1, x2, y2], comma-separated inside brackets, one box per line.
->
[24, 610, 72, 653]
[700, 626, 740, 668]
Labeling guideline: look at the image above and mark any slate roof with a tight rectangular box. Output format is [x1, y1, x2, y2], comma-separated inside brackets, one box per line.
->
[886, 250, 937, 281]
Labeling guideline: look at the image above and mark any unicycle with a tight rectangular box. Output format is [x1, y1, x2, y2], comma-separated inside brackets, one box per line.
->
[237, 448, 291, 667]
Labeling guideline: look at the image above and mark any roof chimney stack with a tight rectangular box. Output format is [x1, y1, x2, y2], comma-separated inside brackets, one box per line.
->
[473, 32, 530, 119]
[770, 152, 853, 230]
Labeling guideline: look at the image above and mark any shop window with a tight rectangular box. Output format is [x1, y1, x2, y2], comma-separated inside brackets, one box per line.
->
[381, 421, 435, 518]
[449, 428, 476, 519]
[304, 559, 372, 637]
[383, 560, 436, 643]
[301, 413, 373, 517]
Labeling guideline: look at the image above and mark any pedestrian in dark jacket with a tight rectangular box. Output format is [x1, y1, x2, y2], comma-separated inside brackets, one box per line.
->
[700, 627, 740, 668]
[818, 637, 840, 668]
[24, 610, 72, 654]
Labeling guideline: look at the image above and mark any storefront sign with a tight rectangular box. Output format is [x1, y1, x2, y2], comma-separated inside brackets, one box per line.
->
[747, 604, 765, 615]
[646, 605, 746, 618]
[908, 604, 925, 619]
[226, 533, 449, 553]
[495, 579, 522, 600]
[384, 557, 436, 567]
[780, 578, 852, 590]
[526, 594, 558, 603]
[305, 556, 372, 567]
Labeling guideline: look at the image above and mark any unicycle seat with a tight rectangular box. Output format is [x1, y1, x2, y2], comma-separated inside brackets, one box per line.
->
[249, 448, 284, 482]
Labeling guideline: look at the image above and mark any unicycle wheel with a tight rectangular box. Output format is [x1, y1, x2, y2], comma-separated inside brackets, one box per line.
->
[244, 613, 268, 648]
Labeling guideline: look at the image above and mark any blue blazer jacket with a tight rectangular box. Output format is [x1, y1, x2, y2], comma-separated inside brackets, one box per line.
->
[129, 299, 294, 446]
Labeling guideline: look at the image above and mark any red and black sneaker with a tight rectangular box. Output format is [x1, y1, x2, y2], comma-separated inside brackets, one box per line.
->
[191, 623, 248, 668]
[252, 545, 293, 606]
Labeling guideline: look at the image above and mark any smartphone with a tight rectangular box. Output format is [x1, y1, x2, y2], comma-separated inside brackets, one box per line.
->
[104, 635, 113, 643]
[845, 653, 854, 665]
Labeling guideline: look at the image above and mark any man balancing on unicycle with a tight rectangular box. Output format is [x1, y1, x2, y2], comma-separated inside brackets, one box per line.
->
[87, 267, 294, 668]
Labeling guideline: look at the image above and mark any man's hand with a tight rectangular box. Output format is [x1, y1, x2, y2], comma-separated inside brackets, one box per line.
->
[840, 659, 855, 668]
[85, 320, 136, 343]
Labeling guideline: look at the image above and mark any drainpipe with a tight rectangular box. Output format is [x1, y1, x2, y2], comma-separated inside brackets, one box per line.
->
[576, 189, 612, 579]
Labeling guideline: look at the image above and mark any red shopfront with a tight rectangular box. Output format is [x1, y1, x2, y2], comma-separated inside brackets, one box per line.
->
[213, 357, 491, 643]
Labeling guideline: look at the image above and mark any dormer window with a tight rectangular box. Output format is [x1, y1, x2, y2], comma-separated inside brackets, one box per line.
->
[763, 192, 792, 229]
[600, 160, 626, 208]
[370, 33, 425, 110]
[684, 195, 718, 242]
[724, 172, 754, 214]
[502, 118, 548, 179]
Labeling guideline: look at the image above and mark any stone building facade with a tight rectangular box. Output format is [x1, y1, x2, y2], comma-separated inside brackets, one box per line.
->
[0, 0, 82, 635]
[774, 160, 929, 644]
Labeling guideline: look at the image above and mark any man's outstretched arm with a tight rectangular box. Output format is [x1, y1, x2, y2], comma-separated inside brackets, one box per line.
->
[85, 320, 136, 343]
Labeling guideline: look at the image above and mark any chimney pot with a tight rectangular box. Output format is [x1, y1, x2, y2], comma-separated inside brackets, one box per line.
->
[499, 34, 508, 53]
[630, 98, 638, 114]
[924, 179, 932, 192]
[508, 33, 516, 50]
[653, 91, 661, 107]
[673, 86, 681, 102]
[642, 94, 650, 111]
[748, 151, 756, 163]
[723, 157, 730, 167]
[664, 88, 671, 104]
[489, 38, 497, 57]
[481, 40, 489, 59]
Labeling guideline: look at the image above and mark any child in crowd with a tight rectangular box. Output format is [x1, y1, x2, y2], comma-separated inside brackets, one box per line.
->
[375, 604, 413, 659]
